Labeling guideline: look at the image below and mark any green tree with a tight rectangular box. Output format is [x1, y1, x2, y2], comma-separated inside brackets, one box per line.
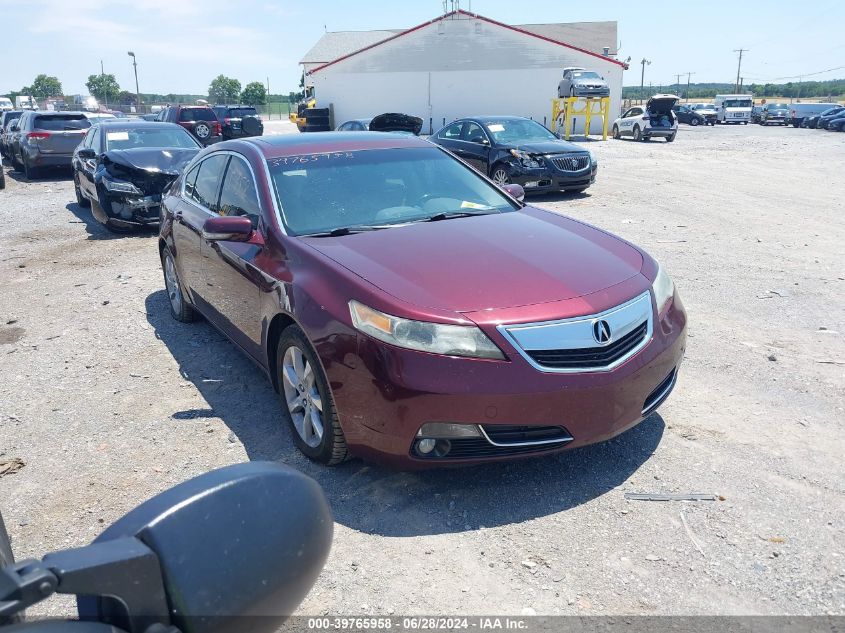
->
[208, 75, 241, 104]
[30, 75, 63, 99]
[86, 74, 121, 103]
[116, 90, 137, 105]
[240, 81, 267, 105]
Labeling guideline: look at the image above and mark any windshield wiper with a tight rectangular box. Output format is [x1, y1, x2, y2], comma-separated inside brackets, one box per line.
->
[306, 224, 395, 237]
[425, 210, 497, 222]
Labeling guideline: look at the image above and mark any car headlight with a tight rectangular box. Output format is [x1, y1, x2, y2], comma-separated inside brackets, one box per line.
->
[509, 149, 541, 169]
[349, 300, 504, 360]
[589, 153, 597, 166]
[651, 264, 675, 312]
[102, 177, 142, 195]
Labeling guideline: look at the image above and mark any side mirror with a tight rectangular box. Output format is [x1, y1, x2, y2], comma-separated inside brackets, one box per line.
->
[502, 183, 525, 202]
[81, 462, 333, 633]
[202, 216, 254, 242]
[77, 148, 96, 160]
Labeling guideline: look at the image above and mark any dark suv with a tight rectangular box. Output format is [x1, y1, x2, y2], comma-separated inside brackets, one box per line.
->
[1, 111, 23, 159]
[157, 105, 221, 145]
[212, 105, 264, 139]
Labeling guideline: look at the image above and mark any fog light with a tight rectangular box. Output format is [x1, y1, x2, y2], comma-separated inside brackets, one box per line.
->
[417, 438, 436, 455]
[434, 439, 451, 457]
[416, 423, 482, 438]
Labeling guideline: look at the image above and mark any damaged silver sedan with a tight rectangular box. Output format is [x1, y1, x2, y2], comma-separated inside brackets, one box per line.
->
[72, 121, 201, 232]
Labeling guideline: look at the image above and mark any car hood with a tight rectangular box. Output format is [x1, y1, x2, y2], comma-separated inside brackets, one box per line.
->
[369, 113, 423, 135]
[509, 139, 585, 154]
[102, 147, 199, 174]
[301, 207, 644, 313]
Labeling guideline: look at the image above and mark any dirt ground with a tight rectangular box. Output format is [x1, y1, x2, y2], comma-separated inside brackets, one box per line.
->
[0, 122, 843, 617]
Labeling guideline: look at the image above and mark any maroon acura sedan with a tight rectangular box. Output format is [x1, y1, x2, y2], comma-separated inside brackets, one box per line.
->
[158, 132, 686, 468]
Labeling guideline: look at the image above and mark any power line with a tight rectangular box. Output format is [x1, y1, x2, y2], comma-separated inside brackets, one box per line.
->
[741, 65, 845, 82]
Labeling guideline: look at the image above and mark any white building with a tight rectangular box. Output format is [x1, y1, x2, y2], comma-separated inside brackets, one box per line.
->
[301, 9, 626, 134]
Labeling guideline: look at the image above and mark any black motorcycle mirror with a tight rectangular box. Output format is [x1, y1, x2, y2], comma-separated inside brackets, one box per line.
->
[1, 462, 332, 633]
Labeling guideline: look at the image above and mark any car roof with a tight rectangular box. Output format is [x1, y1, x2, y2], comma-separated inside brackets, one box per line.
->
[94, 120, 183, 129]
[244, 131, 431, 158]
[457, 116, 536, 123]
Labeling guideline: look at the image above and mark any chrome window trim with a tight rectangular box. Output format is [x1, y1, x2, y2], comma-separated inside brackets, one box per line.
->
[478, 426, 574, 448]
[497, 291, 654, 374]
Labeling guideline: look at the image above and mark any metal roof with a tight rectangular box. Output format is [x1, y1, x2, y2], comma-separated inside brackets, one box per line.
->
[301, 14, 617, 64]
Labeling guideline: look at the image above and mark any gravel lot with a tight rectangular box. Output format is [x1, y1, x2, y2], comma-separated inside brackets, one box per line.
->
[1, 122, 843, 617]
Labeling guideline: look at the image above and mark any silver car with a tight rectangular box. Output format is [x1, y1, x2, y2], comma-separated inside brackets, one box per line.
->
[558, 67, 610, 98]
[8, 110, 90, 179]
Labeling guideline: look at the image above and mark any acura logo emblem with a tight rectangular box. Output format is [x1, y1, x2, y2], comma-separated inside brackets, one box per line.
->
[593, 320, 612, 344]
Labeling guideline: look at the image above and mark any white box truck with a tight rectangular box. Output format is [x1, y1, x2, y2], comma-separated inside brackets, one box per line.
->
[15, 95, 37, 110]
[714, 94, 753, 124]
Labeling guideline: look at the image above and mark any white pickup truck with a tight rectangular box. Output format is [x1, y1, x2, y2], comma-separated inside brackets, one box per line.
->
[714, 94, 753, 124]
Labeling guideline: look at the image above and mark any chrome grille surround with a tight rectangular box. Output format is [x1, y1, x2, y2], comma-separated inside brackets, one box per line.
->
[548, 154, 591, 172]
[497, 291, 654, 374]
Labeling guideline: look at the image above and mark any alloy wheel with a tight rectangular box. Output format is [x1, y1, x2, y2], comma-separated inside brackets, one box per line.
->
[492, 168, 510, 185]
[281, 346, 324, 448]
[164, 254, 183, 314]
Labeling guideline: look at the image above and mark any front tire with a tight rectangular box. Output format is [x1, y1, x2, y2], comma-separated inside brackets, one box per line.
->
[161, 246, 198, 322]
[277, 325, 347, 465]
[690, 117, 700, 126]
[74, 173, 90, 208]
[633, 125, 642, 141]
[612, 124, 620, 139]
[490, 165, 510, 185]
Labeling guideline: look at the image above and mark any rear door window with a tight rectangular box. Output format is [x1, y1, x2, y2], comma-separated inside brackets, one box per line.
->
[438, 122, 464, 140]
[34, 114, 91, 131]
[179, 108, 217, 123]
[189, 154, 229, 212]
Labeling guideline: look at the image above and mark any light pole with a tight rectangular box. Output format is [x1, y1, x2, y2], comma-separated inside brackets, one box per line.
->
[640, 58, 651, 104]
[127, 51, 141, 112]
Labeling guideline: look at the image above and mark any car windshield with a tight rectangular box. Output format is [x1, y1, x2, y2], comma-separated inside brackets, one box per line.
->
[33, 114, 91, 131]
[572, 71, 601, 80]
[484, 119, 556, 144]
[268, 146, 517, 236]
[724, 99, 752, 107]
[770, 104, 788, 109]
[105, 127, 201, 150]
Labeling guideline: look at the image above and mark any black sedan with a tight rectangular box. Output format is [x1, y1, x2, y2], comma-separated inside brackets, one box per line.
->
[72, 121, 201, 232]
[816, 106, 845, 130]
[430, 116, 597, 194]
[805, 106, 845, 129]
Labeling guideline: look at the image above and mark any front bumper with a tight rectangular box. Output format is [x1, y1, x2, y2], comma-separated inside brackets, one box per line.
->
[97, 186, 162, 226]
[572, 87, 610, 98]
[509, 159, 598, 193]
[329, 291, 687, 468]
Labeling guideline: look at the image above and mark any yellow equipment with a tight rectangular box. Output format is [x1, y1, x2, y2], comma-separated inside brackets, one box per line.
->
[551, 96, 611, 140]
[289, 88, 316, 132]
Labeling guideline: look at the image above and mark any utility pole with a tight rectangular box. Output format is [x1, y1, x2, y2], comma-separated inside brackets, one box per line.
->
[795, 76, 803, 103]
[734, 48, 748, 92]
[640, 58, 651, 104]
[686, 72, 695, 102]
[675, 73, 683, 98]
[266, 76, 270, 119]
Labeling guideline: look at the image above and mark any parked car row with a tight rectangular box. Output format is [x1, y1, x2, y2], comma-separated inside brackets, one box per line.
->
[799, 105, 845, 130]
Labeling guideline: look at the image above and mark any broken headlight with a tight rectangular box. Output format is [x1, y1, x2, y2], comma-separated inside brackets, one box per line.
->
[509, 149, 541, 169]
[103, 177, 142, 195]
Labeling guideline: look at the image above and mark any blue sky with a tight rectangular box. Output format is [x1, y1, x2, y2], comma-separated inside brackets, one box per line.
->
[1, 0, 843, 96]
